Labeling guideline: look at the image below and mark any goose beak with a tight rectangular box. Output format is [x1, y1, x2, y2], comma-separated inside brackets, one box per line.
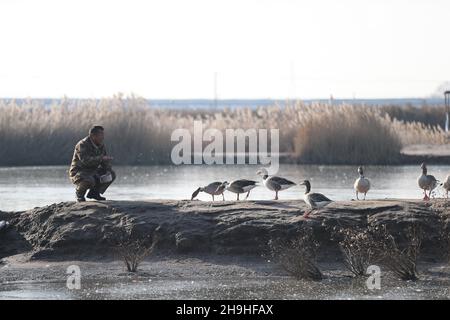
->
[191, 187, 201, 200]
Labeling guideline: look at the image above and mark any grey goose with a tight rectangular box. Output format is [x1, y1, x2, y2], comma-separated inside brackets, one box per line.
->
[256, 168, 296, 200]
[300, 180, 332, 218]
[217, 180, 258, 201]
[418, 163, 438, 201]
[191, 181, 225, 201]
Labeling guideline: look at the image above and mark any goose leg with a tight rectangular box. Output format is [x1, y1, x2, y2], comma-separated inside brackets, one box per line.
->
[446, 190, 448, 199]
[274, 191, 278, 200]
[237, 193, 240, 201]
[356, 191, 359, 200]
[422, 190, 428, 201]
[304, 209, 316, 218]
[245, 191, 250, 200]
[364, 192, 367, 200]
[222, 193, 225, 201]
[212, 195, 214, 201]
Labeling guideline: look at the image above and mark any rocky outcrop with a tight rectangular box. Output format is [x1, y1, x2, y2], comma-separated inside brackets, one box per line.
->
[1, 200, 449, 260]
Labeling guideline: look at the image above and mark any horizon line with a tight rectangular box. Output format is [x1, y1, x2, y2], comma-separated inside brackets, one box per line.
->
[0, 96, 443, 101]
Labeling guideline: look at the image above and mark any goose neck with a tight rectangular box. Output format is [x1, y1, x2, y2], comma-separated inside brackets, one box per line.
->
[305, 184, 311, 194]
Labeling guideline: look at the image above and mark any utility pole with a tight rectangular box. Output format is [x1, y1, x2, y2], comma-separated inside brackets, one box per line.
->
[214, 72, 218, 110]
[445, 90, 450, 132]
[289, 61, 296, 103]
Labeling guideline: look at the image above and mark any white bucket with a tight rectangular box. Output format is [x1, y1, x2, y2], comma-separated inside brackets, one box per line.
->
[99, 173, 113, 184]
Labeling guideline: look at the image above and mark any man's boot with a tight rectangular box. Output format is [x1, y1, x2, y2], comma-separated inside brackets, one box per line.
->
[86, 189, 106, 201]
[76, 191, 86, 202]
[76, 181, 91, 202]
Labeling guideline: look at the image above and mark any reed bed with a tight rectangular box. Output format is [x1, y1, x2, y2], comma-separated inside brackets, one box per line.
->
[381, 104, 447, 128]
[292, 104, 401, 164]
[0, 96, 446, 165]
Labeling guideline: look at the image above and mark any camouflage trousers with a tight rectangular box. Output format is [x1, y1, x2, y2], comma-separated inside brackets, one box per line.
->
[70, 169, 116, 198]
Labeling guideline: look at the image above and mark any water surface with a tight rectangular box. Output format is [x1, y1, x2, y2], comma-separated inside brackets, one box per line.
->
[1, 164, 449, 211]
[1, 275, 449, 300]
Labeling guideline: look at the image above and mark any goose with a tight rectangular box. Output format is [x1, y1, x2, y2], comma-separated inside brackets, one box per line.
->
[217, 180, 258, 201]
[417, 162, 438, 201]
[354, 166, 371, 200]
[443, 175, 450, 198]
[299, 180, 332, 218]
[256, 168, 296, 200]
[191, 181, 225, 201]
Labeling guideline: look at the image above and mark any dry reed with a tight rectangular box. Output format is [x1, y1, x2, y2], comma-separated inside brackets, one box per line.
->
[0, 96, 446, 165]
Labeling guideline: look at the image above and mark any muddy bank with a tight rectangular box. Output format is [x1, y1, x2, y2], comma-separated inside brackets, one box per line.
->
[1, 199, 449, 261]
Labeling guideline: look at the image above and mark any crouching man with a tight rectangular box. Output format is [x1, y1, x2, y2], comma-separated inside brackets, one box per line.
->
[69, 126, 116, 202]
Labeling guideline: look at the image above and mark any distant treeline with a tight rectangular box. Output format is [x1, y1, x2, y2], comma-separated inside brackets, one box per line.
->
[0, 96, 446, 166]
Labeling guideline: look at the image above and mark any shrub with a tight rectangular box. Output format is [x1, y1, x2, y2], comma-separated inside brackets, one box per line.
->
[269, 228, 322, 281]
[336, 227, 377, 277]
[372, 225, 422, 281]
[114, 227, 156, 273]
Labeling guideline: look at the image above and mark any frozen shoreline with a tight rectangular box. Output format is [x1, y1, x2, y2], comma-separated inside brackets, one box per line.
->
[1, 199, 449, 260]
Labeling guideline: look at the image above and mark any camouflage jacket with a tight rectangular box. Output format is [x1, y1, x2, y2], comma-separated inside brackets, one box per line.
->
[69, 136, 112, 178]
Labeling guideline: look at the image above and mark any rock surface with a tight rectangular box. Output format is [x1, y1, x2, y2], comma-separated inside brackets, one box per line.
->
[1, 199, 449, 261]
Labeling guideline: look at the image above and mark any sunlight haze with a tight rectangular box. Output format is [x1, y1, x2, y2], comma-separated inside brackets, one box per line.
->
[0, 0, 449, 99]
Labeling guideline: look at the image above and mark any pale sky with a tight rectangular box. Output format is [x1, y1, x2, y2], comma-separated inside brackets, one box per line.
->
[0, 0, 449, 99]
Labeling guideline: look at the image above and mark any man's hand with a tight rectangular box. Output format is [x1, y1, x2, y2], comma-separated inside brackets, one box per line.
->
[102, 156, 114, 161]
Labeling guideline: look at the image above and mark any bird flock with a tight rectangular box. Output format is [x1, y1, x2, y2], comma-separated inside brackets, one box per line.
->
[191, 163, 450, 217]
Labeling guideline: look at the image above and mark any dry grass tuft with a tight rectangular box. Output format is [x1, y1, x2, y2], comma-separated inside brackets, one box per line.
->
[269, 228, 322, 281]
[114, 227, 157, 273]
[334, 224, 423, 280]
[336, 227, 377, 277]
[372, 225, 422, 281]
